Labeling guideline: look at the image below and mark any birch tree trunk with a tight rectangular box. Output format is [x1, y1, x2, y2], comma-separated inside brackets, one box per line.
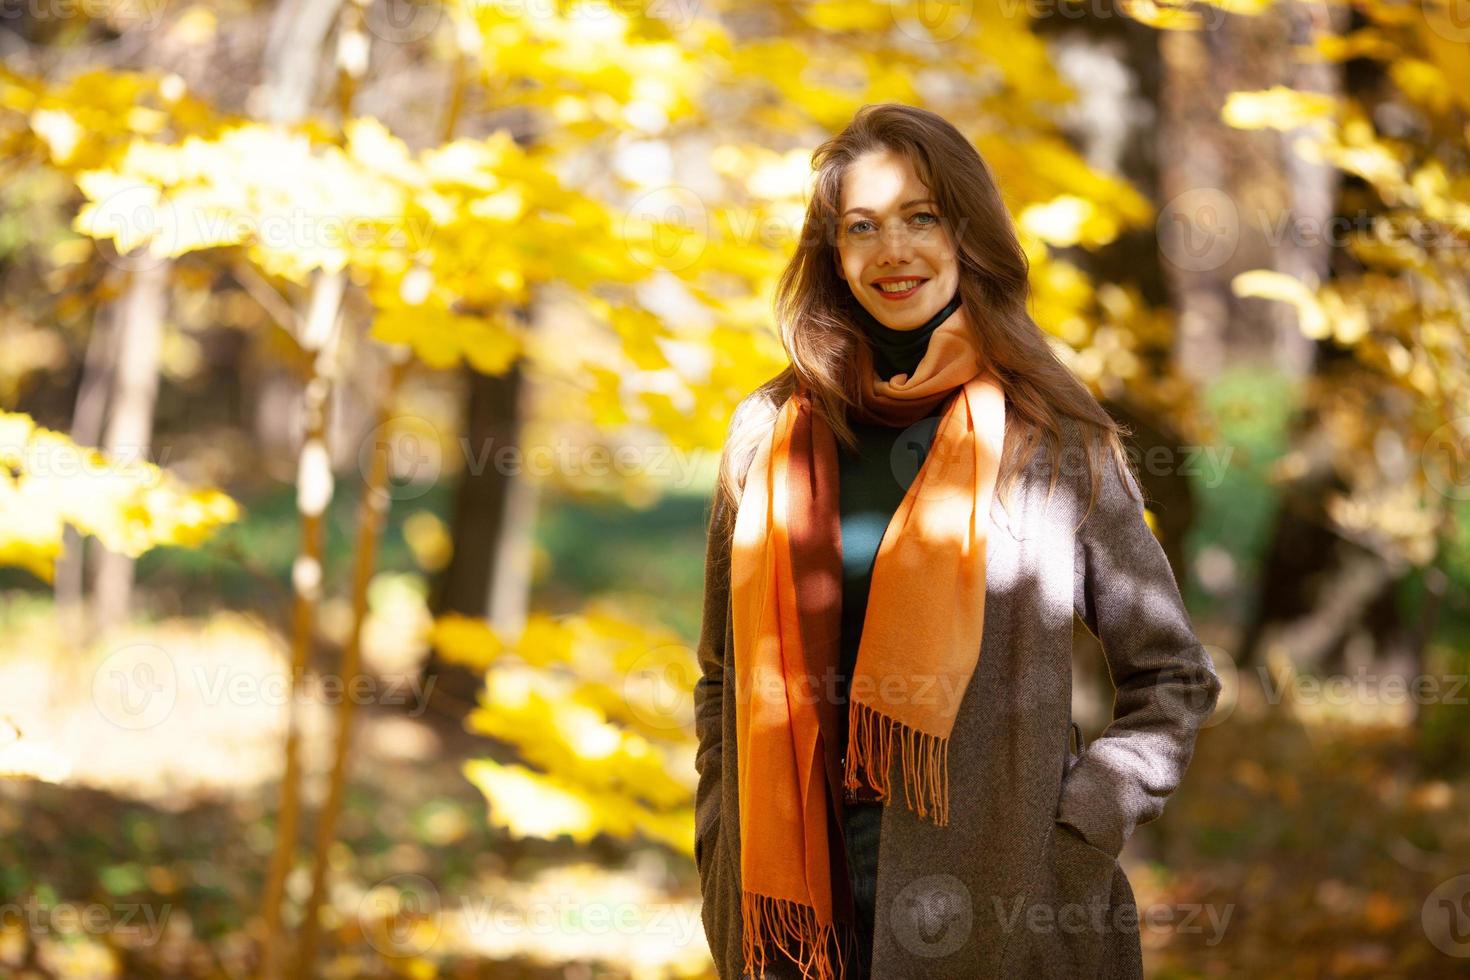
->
[92, 259, 170, 633]
[56, 282, 119, 645]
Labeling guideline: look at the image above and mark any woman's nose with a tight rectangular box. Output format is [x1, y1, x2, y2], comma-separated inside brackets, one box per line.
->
[875, 222, 918, 263]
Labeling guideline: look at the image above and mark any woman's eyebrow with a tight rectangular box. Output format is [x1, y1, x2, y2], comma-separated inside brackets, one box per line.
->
[842, 198, 938, 216]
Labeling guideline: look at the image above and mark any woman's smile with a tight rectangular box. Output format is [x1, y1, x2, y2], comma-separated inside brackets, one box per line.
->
[871, 276, 929, 301]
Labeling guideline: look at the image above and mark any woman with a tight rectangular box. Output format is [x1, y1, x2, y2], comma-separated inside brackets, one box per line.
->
[692, 103, 1221, 979]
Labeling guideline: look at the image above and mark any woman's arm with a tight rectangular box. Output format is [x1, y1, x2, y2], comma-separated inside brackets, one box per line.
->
[1058, 430, 1223, 858]
[693, 486, 733, 880]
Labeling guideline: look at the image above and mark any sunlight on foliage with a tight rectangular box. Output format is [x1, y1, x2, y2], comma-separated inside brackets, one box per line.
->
[1223, 5, 1470, 568]
[0, 412, 238, 582]
[436, 604, 699, 856]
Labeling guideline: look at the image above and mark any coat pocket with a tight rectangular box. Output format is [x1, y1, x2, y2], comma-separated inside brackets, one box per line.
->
[1004, 820, 1124, 979]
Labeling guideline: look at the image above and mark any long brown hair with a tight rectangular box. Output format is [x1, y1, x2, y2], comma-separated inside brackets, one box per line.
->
[711, 103, 1135, 548]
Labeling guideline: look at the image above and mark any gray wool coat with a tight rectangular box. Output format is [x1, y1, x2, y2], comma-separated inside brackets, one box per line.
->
[693, 394, 1223, 979]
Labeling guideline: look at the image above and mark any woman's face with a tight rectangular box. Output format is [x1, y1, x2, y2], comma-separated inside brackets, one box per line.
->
[834, 148, 960, 331]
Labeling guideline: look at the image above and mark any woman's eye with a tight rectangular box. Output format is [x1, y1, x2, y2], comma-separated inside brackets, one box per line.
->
[847, 213, 939, 235]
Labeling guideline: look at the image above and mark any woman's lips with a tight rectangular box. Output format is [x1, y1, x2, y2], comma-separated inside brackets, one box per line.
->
[872, 278, 928, 300]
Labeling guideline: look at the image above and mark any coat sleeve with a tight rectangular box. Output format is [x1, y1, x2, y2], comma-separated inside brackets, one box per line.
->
[1057, 434, 1222, 858]
[693, 484, 733, 881]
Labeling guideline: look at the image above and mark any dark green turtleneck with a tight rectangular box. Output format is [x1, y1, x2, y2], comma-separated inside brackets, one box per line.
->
[835, 309, 948, 758]
[858, 299, 949, 382]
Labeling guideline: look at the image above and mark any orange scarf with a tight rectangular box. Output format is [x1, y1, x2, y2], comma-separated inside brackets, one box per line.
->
[729, 311, 1005, 979]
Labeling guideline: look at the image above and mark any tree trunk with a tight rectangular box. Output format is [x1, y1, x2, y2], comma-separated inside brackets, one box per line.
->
[1159, 0, 1345, 383]
[423, 302, 537, 715]
[246, 0, 348, 473]
[253, 3, 348, 975]
[292, 353, 408, 980]
[256, 267, 345, 980]
[92, 259, 170, 633]
[56, 282, 121, 645]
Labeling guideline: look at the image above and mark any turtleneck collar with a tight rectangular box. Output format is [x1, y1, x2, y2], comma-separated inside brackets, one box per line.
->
[852, 288, 964, 382]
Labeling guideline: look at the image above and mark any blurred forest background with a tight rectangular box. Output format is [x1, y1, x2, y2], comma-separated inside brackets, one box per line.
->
[1, 0, 1468, 977]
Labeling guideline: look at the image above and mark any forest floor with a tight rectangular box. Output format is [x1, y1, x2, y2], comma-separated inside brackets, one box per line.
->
[0, 598, 1467, 979]
[0, 603, 709, 979]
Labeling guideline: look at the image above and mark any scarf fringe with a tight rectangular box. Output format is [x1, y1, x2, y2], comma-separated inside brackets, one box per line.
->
[741, 889, 852, 980]
[843, 698, 951, 827]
